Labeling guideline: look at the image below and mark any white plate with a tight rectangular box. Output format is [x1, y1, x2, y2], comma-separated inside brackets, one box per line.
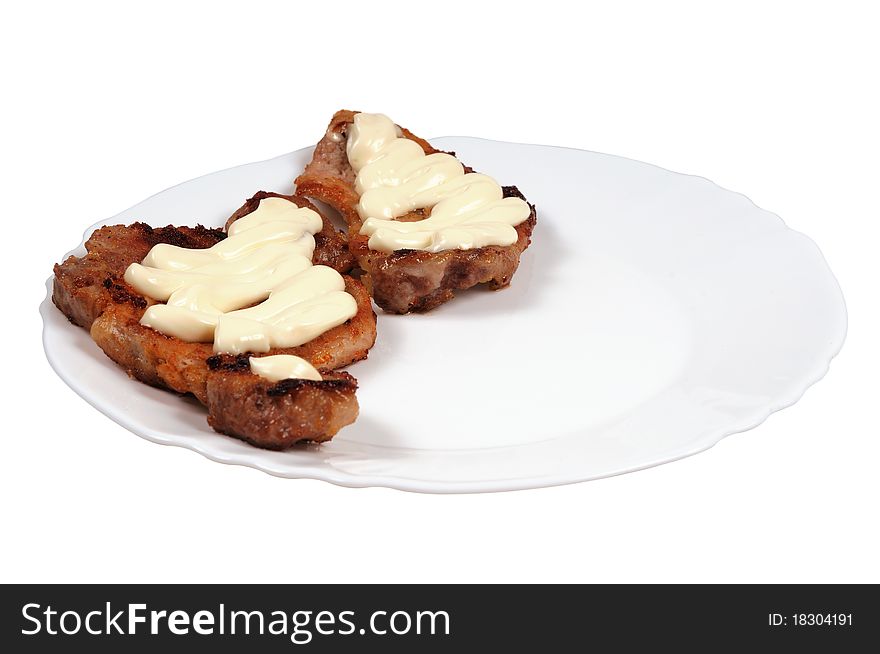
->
[41, 138, 847, 493]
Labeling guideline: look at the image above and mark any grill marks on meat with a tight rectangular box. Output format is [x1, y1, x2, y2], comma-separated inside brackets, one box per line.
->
[53, 223, 223, 329]
[294, 109, 537, 313]
[52, 192, 376, 447]
[205, 354, 358, 448]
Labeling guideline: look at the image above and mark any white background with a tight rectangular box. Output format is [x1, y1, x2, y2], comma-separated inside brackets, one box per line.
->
[2, 1, 877, 583]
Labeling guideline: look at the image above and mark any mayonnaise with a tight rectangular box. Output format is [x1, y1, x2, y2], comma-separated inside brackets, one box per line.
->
[346, 113, 531, 253]
[124, 197, 357, 353]
[249, 355, 322, 382]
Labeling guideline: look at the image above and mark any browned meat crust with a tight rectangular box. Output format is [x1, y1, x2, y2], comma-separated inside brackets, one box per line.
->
[205, 355, 358, 447]
[295, 109, 537, 313]
[52, 192, 354, 331]
[89, 275, 374, 404]
[53, 223, 223, 329]
[52, 193, 377, 448]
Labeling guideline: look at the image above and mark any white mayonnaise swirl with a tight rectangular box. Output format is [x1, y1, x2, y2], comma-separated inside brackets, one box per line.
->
[249, 355, 322, 382]
[124, 197, 357, 354]
[346, 113, 531, 253]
